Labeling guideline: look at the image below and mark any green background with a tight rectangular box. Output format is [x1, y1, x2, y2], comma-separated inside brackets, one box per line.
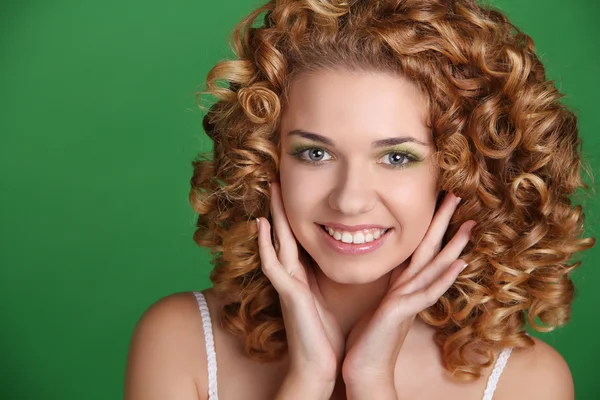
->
[1, 0, 599, 399]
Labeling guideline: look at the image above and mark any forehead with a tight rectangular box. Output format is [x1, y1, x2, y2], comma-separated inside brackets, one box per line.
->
[281, 69, 431, 144]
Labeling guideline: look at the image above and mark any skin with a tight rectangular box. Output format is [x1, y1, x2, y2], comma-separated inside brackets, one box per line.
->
[277, 69, 448, 337]
[271, 70, 474, 398]
[124, 69, 575, 400]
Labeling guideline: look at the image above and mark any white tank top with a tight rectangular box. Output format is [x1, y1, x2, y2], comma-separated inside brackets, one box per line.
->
[193, 291, 512, 400]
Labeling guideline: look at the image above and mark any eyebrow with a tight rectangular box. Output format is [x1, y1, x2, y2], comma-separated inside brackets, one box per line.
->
[287, 129, 430, 148]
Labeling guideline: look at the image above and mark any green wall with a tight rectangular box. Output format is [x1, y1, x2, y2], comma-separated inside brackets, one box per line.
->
[1, 0, 598, 398]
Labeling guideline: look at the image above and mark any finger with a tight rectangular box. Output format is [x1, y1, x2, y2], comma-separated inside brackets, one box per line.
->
[269, 191, 281, 255]
[409, 192, 460, 269]
[306, 265, 326, 305]
[256, 217, 293, 294]
[269, 182, 300, 265]
[395, 193, 462, 285]
[399, 220, 474, 294]
[401, 259, 468, 316]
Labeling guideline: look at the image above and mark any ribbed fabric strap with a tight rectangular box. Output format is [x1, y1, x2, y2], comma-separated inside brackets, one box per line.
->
[482, 347, 513, 400]
[193, 291, 219, 400]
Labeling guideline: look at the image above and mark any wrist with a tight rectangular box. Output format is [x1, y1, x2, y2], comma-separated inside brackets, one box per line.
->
[344, 377, 398, 400]
[342, 361, 395, 386]
[275, 371, 335, 400]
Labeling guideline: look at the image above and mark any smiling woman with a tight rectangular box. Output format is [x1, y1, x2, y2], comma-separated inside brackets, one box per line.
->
[279, 71, 439, 285]
[124, 1, 595, 399]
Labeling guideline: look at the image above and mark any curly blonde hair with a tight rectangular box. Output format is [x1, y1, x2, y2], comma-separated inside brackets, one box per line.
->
[189, 0, 595, 380]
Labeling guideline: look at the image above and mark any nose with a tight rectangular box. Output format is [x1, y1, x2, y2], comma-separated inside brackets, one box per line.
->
[327, 161, 377, 215]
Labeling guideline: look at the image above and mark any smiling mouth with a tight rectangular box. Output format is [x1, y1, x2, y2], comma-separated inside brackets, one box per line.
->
[319, 224, 392, 244]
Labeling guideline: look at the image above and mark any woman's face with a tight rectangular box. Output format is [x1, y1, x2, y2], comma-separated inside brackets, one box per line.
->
[279, 69, 439, 284]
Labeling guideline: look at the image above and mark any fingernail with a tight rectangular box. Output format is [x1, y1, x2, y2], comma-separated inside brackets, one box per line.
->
[256, 218, 261, 230]
[456, 196, 462, 205]
[461, 263, 468, 272]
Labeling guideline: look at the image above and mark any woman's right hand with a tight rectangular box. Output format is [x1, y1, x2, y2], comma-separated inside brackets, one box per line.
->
[257, 182, 344, 397]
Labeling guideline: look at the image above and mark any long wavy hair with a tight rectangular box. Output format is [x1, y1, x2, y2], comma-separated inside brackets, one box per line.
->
[190, 0, 595, 380]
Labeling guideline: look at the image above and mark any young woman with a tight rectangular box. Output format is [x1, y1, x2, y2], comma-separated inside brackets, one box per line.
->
[124, 1, 595, 399]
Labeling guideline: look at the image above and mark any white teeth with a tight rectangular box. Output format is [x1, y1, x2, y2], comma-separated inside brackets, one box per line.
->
[323, 225, 388, 244]
[341, 232, 353, 243]
[353, 232, 365, 244]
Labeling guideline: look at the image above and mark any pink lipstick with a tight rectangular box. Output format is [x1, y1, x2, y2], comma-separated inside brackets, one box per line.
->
[316, 223, 392, 255]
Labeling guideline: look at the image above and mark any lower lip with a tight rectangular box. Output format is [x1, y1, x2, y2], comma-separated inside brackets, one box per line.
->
[316, 224, 392, 255]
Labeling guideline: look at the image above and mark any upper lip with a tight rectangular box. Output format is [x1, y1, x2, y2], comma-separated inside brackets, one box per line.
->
[319, 222, 391, 232]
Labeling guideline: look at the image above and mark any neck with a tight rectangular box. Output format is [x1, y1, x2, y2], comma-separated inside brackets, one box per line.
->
[314, 267, 392, 337]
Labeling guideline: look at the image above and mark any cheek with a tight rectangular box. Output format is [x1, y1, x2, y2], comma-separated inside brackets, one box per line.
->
[384, 170, 438, 232]
[278, 159, 319, 227]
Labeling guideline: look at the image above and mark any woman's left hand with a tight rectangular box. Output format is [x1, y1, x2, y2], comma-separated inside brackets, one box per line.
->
[341, 192, 476, 394]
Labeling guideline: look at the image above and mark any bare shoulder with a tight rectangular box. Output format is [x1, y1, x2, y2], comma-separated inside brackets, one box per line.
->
[496, 336, 574, 400]
[124, 291, 209, 400]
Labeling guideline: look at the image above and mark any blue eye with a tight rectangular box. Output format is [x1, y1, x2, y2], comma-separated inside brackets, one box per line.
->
[292, 147, 333, 164]
[378, 152, 413, 167]
[289, 147, 420, 168]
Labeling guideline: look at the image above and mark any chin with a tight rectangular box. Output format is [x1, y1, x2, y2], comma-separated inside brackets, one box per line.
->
[310, 254, 399, 285]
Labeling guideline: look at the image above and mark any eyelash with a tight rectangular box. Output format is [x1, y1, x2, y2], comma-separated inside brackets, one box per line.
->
[288, 146, 422, 169]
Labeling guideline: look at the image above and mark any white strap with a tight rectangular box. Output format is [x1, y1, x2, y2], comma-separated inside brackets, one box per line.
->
[482, 347, 512, 400]
[193, 291, 219, 400]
